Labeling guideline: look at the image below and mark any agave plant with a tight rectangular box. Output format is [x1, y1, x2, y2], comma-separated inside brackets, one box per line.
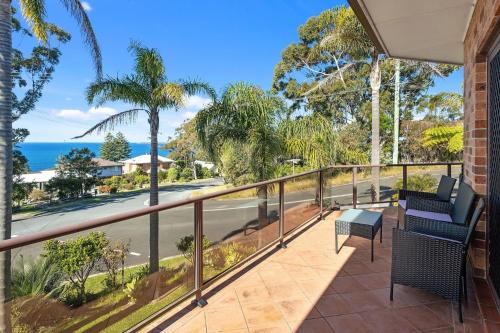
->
[11, 256, 64, 298]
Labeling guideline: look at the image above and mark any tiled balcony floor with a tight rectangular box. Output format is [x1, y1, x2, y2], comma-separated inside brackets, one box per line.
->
[141, 208, 500, 333]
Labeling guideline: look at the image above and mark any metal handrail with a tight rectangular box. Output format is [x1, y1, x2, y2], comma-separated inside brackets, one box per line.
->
[0, 162, 462, 252]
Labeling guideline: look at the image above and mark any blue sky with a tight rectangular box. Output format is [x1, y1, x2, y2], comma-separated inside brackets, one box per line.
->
[14, 0, 463, 143]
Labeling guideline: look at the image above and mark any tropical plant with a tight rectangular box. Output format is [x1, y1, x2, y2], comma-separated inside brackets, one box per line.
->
[102, 239, 130, 289]
[43, 231, 108, 303]
[74, 41, 215, 273]
[1, 0, 99, 320]
[196, 82, 285, 227]
[10, 256, 64, 298]
[175, 235, 211, 267]
[422, 125, 464, 159]
[167, 167, 179, 183]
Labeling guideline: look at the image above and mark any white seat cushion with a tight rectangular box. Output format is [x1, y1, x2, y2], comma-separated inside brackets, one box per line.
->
[398, 199, 406, 209]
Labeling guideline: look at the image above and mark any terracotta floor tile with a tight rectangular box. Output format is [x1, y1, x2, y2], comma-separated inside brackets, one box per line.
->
[276, 298, 321, 322]
[288, 318, 335, 333]
[481, 305, 500, 323]
[329, 276, 367, 294]
[247, 323, 290, 333]
[315, 293, 353, 316]
[324, 313, 371, 333]
[174, 312, 207, 333]
[235, 284, 272, 304]
[339, 290, 385, 313]
[342, 261, 373, 276]
[425, 301, 454, 325]
[369, 287, 421, 308]
[297, 278, 335, 301]
[352, 272, 390, 290]
[266, 282, 305, 301]
[241, 303, 286, 328]
[394, 305, 451, 331]
[280, 264, 321, 281]
[207, 290, 240, 309]
[205, 306, 247, 332]
[484, 320, 500, 333]
[359, 308, 417, 333]
[462, 319, 486, 333]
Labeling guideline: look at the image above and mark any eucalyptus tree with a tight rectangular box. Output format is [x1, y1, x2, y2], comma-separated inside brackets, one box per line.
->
[0, 1, 101, 329]
[196, 82, 285, 228]
[75, 42, 215, 273]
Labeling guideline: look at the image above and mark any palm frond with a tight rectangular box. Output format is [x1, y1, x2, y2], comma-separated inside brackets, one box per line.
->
[19, 0, 48, 43]
[72, 108, 145, 138]
[86, 76, 149, 106]
[128, 41, 165, 86]
[180, 80, 217, 101]
[58, 0, 102, 77]
[152, 82, 184, 108]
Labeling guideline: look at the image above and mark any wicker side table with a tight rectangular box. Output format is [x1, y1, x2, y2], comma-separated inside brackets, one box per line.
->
[335, 209, 383, 262]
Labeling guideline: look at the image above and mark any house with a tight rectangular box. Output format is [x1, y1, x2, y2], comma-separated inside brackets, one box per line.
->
[20, 169, 57, 191]
[120, 154, 174, 174]
[194, 160, 216, 172]
[92, 158, 123, 178]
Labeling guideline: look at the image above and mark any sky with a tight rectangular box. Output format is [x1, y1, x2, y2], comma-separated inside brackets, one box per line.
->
[14, 0, 464, 143]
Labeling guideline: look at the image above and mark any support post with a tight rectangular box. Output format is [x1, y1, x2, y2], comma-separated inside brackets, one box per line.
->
[353, 167, 358, 209]
[402, 165, 408, 190]
[278, 181, 286, 248]
[447, 164, 452, 177]
[319, 171, 324, 220]
[193, 201, 206, 307]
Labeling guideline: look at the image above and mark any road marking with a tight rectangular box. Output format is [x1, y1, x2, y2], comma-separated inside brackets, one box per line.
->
[11, 234, 18, 238]
[130, 252, 141, 256]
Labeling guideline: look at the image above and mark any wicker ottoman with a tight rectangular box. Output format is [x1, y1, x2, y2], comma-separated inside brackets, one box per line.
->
[335, 209, 383, 262]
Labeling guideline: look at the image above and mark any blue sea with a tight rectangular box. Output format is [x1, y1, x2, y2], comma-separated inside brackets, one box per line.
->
[19, 142, 169, 172]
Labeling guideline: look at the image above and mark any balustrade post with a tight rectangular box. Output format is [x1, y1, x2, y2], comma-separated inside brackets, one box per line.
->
[193, 201, 206, 307]
[353, 167, 358, 209]
[403, 165, 408, 190]
[278, 181, 286, 248]
[319, 171, 324, 220]
[447, 164, 452, 177]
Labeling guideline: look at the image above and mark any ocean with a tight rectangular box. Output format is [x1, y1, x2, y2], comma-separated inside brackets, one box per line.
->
[18, 142, 169, 172]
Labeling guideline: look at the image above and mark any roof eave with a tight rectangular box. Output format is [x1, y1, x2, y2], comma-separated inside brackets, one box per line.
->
[347, 0, 388, 55]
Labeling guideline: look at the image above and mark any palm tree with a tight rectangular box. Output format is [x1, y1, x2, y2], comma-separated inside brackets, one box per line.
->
[75, 42, 215, 273]
[0, 1, 101, 330]
[196, 82, 285, 229]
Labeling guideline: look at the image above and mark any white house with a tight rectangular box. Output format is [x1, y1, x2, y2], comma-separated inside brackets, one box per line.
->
[21, 169, 57, 191]
[121, 154, 174, 174]
[194, 160, 216, 172]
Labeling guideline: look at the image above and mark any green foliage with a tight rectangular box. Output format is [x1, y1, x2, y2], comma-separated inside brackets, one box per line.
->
[102, 240, 130, 290]
[196, 82, 285, 183]
[200, 167, 213, 179]
[100, 132, 132, 162]
[133, 172, 150, 188]
[11, 256, 64, 298]
[175, 235, 211, 266]
[46, 148, 100, 199]
[43, 232, 109, 303]
[422, 125, 463, 159]
[179, 168, 193, 182]
[162, 118, 208, 165]
[219, 242, 256, 268]
[167, 167, 179, 182]
[418, 92, 464, 121]
[124, 277, 140, 304]
[28, 188, 48, 202]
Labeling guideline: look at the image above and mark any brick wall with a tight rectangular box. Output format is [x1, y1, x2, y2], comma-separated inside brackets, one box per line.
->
[463, 0, 500, 278]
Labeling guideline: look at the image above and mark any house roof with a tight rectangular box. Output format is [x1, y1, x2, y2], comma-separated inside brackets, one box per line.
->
[120, 154, 174, 165]
[21, 169, 57, 183]
[92, 158, 123, 167]
[347, 0, 476, 64]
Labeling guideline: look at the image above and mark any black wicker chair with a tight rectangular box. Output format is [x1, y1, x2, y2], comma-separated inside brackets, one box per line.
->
[403, 182, 476, 228]
[397, 175, 457, 227]
[390, 198, 485, 322]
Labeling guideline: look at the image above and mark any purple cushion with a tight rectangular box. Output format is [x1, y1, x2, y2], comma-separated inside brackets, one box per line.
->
[398, 200, 406, 209]
[406, 209, 453, 223]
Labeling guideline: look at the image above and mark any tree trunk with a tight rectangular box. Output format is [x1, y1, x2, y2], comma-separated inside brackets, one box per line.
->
[392, 59, 400, 164]
[257, 185, 268, 229]
[0, 1, 12, 331]
[149, 111, 159, 274]
[370, 54, 381, 202]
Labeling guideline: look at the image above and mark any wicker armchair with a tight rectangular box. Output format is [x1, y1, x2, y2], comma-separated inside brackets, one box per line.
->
[391, 198, 485, 322]
[397, 175, 456, 227]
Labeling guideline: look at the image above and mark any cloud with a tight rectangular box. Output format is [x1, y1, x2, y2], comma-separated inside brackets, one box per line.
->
[182, 111, 197, 119]
[81, 1, 92, 11]
[183, 95, 212, 110]
[56, 107, 117, 121]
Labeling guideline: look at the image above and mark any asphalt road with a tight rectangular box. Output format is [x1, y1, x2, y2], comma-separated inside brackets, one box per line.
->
[11, 172, 456, 266]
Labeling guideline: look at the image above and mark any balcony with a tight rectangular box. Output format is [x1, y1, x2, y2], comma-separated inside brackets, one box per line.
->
[2, 162, 498, 332]
[140, 207, 500, 333]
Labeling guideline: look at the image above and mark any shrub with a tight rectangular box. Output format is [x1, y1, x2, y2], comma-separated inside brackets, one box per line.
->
[11, 256, 64, 298]
[220, 242, 256, 267]
[121, 183, 135, 191]
[158, 170, 168, 183]
[98, 185, 111, 194]
[200, 167, 213, 179]
[393, 174, 438, 201]
[28, 188, 48, 202]
[109, 186, 118, 194]
[102, 239, 130, 290]
[43, 232, 109, 304]
[167, 168, 179, 182]
[133, 174, 149, 188]
[179, 168, 193, 182]
[175, 235, 211, 266]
